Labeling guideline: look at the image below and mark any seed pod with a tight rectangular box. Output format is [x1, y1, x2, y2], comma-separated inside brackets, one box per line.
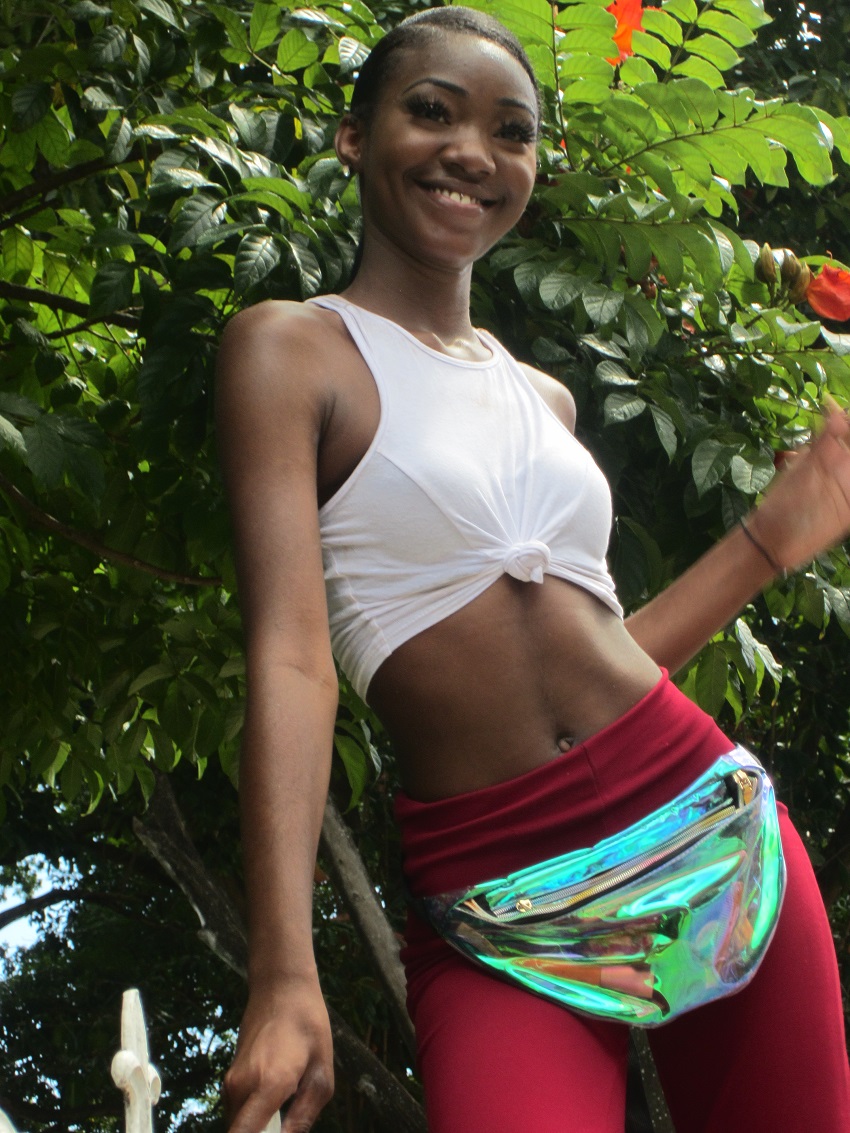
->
[788, 263, 813, 305]
[755, 243, 777, 284]
[780, 250, 802, 286]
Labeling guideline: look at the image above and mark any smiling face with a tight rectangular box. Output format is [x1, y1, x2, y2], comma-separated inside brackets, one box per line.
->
[336, 31, 539, 275]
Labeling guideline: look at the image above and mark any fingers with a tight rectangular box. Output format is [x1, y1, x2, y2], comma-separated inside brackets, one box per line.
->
[225, 1065, 334, 1133]
[281, 1069, 335, 1133]
[226, 1092, 282, 1133]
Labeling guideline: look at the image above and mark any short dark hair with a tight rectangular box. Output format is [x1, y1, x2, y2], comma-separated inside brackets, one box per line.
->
[349, 6, 540, 124]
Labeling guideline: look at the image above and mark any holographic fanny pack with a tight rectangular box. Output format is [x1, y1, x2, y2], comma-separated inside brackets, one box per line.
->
[420, 747, 785, 1027]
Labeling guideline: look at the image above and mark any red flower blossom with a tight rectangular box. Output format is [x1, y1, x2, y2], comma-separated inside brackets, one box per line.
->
[607, 0, 644, 62]
[806, 264, 850, 322]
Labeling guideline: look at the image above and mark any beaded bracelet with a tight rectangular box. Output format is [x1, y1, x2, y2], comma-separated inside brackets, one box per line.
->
[739, 518, 787, 578]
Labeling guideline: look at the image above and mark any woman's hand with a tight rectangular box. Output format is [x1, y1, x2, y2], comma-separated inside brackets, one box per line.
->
[749, 399, 850, 573]
[224, 978, 334, 1133]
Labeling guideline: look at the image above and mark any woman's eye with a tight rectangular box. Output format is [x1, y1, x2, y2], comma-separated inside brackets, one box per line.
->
[404, 94, 450, 122]
[499, 120, 536, 144]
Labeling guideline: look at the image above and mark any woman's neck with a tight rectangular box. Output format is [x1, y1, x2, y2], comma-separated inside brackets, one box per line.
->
[341, 239, 478, 349]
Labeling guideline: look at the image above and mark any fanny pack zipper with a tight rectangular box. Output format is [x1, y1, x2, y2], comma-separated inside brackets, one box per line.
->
[466, 769, 756, 923]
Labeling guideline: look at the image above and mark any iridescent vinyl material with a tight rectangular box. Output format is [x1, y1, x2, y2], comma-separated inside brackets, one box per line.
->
[420, 747, 785, 1027]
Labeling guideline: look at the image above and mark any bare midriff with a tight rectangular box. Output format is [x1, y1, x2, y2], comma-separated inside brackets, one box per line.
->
[367, 574, 661, 802]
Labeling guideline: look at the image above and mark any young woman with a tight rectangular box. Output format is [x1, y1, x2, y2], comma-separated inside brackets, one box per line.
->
[216, 9, 850, 1132]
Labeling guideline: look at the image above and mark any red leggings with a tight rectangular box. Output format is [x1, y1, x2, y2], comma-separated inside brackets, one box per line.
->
[396, 675, 850, 1133]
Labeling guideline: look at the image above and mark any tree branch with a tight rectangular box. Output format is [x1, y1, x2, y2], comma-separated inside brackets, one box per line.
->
[320, 798, 416, 1057]
[0, 282, 140, 331]
[0, 887, 90, 931]
[0, 472, 221, 587]
[0, 157, 117, 216]
[133, 774, 427, 1133]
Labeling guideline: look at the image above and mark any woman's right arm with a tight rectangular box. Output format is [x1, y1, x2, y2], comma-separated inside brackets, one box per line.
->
[215, 303, 339, 1133]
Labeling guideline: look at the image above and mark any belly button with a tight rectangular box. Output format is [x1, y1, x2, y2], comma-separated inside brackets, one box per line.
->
[556, 734, 575, 753]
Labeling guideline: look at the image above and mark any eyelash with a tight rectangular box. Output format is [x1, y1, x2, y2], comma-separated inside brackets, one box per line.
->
[403, 93, 536, 145]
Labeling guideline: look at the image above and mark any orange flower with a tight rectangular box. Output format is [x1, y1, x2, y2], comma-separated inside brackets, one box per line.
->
[806, 263, 850, 322]
[607, 0, 644, 62]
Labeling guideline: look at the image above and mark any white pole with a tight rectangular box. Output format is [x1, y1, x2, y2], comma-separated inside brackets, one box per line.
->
[111, 989, 162, 1133]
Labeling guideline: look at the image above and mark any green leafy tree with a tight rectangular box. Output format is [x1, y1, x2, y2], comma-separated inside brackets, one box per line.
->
[1, 0, 849, 1127]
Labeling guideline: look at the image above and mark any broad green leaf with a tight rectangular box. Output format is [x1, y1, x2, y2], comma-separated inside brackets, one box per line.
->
[531, 337, 571, 363]
[672, 57, 724, 90]
[556, 6, 615, 29]
[210, 4, 250, 52]
[138, 0, 182, 28]
[560, 29, 619, 56]
[692, 438, 736, 495]
[107, 116, 134, 162]
[646, 227, 684, 287]
[334, 733, 370, 808]
[619, 56, 657, 86]
[714, 0, 771, 30]
[89, 260, 135, 316]
[730, 453, 775, 494]
[90, 25, 127, 66]
[242, 175, 310, 212]
[3, 229, 35, 285]
[277, 28, 320, 73]
[685, 33, 741, 72]
[234, 231, 281, 293]
[539, 270, 586, 310]
[338, 36, 369, 73]
[604, 391, 646, 424]
[580, 334, 628, 360]
[631, 31, 672, 70]
[662, 0, 698, 20]
[559, 53, 617, 80]
[127, 663, 175, 696]
[696, 10, 755, 47]
[0, 415, 26, 458]
[286, 238, 322, 296]
[641, 9, 683, 45]
[822, 329, 850, 357]
[35, 113, 71, 165]
[22, 419, 65, 489]
[11, 83, 51, 130]
[596, 360, 637, 386]
[620, 223, 652, 280]
[650, 405, 677, 457]
[583, 285, 624, 325]
[695, 644, 728, 716]
[624, 293, 665, 347]
[250, 2, 281, 50]
[468, 0, 554, 48]
[83, 85, 121, 110]
[169, 193, 228, 251]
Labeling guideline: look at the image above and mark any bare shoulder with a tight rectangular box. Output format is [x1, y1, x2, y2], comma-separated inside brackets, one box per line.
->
[217, 299, 345, 401]
[518, 362, 577, 433]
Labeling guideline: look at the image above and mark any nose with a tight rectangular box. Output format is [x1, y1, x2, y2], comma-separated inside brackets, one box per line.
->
[440, 124, 497, 178]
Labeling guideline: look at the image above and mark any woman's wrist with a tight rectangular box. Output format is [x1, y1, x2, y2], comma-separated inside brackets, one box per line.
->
[738, 516, 787, 579]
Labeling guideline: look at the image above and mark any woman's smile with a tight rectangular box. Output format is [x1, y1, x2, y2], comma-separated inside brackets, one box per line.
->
[336, 33, 538, 272]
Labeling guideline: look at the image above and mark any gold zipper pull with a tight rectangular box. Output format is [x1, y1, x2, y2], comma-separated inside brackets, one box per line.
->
[729, 769, 755, 807]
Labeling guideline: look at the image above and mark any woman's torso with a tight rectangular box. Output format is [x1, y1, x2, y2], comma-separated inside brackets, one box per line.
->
[309, 296, 661, 800]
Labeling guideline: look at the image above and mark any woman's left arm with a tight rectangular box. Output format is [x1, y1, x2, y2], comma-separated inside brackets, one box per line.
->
[626, 402, 850, 674]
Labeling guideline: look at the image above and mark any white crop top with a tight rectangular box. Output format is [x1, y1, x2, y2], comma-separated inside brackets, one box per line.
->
[311, 295, 624, 701]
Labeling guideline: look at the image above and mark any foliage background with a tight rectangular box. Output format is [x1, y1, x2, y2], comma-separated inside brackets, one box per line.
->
[0, 0, 849, 1128]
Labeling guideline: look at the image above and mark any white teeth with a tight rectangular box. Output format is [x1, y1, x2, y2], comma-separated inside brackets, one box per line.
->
[431, 188, 479, 205]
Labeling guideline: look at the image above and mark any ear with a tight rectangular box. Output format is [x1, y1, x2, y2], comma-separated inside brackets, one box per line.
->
[335, 113, 367, 173]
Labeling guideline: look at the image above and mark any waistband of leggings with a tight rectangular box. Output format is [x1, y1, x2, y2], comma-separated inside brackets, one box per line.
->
[395, 669, 732, 897]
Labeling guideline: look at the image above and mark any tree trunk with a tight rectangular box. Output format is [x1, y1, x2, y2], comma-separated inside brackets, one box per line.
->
[133, 773, 427, 1133]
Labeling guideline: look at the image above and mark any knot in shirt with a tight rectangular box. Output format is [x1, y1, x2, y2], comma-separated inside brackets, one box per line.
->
[503, 540, 552, 584]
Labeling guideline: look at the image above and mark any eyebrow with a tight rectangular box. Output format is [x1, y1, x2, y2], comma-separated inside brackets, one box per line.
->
[401, 76, 536, 118]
